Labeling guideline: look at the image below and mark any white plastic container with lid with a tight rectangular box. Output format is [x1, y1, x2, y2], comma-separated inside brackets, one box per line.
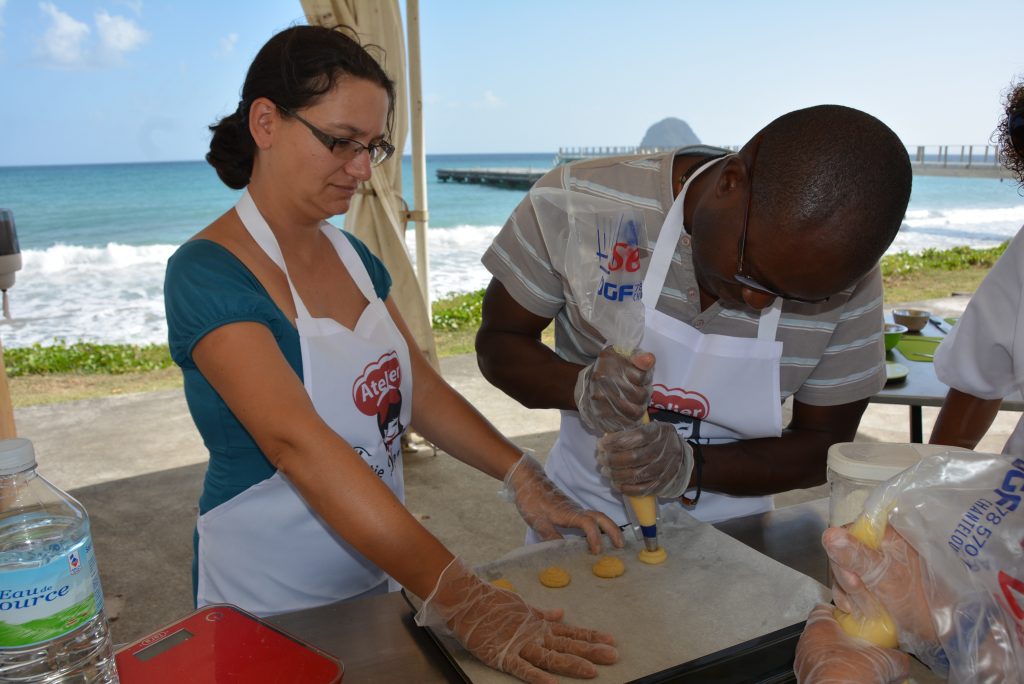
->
[826, 442, 966, 528]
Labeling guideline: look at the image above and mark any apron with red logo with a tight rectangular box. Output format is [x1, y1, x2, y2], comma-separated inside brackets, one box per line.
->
[196, 190, 412, 616]
[541, 157, 784, 535]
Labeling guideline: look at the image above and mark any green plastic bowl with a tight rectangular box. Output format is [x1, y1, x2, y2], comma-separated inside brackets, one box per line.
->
[883, 323, 908, 352]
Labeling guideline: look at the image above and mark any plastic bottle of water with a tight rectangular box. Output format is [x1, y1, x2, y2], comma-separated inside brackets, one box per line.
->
[0, 438, 118, 682]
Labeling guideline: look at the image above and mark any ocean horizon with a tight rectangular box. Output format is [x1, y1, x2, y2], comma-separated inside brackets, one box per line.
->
[1, 154, 1022, 348]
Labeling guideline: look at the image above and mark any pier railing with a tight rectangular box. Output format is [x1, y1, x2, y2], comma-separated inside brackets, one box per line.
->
[555, 145, 1013, 178]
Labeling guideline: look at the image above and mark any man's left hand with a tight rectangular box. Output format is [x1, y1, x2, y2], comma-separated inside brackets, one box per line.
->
[596, 421, 694, 498]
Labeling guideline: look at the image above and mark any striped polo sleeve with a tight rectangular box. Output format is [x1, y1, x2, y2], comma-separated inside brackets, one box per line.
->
[792, 264, 887, 406]
[482, 170, 570, 319]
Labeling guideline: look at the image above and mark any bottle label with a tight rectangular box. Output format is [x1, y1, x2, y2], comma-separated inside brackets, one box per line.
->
[0, 535, 105, 647]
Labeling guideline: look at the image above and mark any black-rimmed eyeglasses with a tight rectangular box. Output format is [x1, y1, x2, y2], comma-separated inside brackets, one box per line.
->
[277, 105, 395, 167]
[733, 141, 829, 305]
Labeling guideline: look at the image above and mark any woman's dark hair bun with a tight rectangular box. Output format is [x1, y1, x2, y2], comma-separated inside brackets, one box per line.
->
[205, 24, 396, 190]
[205, 109, 255, 190]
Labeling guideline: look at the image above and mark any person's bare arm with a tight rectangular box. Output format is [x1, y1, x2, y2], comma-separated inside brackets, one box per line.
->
[698, 398, 869, 495]
[604, 397, 871, 498]
[475, 279, 581, 410]
[929, 387, 1002, 449]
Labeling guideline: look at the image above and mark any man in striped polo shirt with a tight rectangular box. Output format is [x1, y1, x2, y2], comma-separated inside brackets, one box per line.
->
[476, 105, 912, 530]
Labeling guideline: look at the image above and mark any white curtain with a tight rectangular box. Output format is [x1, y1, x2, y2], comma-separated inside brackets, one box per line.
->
[300, 0, 438, 370]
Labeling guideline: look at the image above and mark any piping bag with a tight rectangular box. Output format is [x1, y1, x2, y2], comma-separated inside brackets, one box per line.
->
[530, 187, 660, 553]
[834, 488, 901, 651]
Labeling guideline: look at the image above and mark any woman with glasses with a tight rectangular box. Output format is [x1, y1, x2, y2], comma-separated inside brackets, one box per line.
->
[164, 25, 622, 683]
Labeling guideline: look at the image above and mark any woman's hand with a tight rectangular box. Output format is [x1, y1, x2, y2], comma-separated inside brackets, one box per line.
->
[794, 604, 910, 684]
[416, 558, 619, 684]
[505, 454, 624, 553]
[824, 525, 943, 667]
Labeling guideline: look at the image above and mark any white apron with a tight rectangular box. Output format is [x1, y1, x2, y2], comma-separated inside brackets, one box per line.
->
[196, 190, 412, 616]
[541, 157, 784, 537]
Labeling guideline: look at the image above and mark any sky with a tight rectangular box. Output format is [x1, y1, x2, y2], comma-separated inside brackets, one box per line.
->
[1, 0, 1023, 166]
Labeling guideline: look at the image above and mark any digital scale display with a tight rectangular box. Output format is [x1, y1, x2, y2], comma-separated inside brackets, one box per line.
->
[132, 628, 193, 661]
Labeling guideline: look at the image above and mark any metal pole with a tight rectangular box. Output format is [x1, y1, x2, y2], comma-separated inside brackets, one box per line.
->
[406, 0, 430, 318]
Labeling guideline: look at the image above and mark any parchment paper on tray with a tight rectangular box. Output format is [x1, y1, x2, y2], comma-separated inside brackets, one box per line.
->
[418, 511, 829, 683]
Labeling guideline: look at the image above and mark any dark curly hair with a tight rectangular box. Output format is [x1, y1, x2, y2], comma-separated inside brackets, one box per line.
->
[995, 80, 1024, 186]
[206, 24, 396, 190]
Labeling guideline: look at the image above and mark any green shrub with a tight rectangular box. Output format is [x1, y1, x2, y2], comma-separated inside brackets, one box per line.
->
[881, 242, 1008, 278]
[5, 340, 174, 377]
[431, 289, 485, 332]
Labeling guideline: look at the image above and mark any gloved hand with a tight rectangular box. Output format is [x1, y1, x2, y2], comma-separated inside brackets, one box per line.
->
[574, 346, 654, 433]
[824, 526, 944, 670]
[416, 557, 619, 684]
[595, 421, 693, 498]
[794, 604, 910, 684]
[503, 454, 625, 553]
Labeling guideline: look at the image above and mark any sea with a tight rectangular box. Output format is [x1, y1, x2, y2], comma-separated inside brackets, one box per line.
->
[0, 153, 1022, 348]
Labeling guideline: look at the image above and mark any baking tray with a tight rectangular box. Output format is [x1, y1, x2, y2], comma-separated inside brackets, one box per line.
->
[404, 513, 828, 683]
[403, 588, 803, 684]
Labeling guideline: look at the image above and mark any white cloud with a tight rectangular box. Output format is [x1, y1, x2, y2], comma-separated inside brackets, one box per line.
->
[35, 3, 146, 67]
[38, 2, 91, 66]
[482, 90, 504, 108]
[214, 32, 238, 57]
[95, 9, 147, 55]
[470, 90, 504, 110]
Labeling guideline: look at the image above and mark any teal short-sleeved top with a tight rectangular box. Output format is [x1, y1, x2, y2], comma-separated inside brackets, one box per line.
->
[164, 232, 391, 600]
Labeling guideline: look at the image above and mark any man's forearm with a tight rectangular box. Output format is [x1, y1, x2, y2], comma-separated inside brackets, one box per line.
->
[698, 428, 836, 496]
[697, 398, 868, 496]
[475, 329, 582, 411]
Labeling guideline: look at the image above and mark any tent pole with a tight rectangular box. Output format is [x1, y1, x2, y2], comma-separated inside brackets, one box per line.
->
[406, 0, 430, 318]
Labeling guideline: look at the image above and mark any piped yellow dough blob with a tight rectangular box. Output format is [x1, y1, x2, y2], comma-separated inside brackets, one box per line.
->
[538, 566, 571, 588]
[834, 513, 899, 649]
[591, 556, 626, 578]
[490, 578, 516, 592]
[637, 547, 668, 565]
[834, 608, 899, 649]
[849, 514, 884, 551]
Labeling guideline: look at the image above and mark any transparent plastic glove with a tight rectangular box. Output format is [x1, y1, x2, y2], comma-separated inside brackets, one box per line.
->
[824, 526, 945, 670]
[415, 557, 619, 684]
[596, 421, 693, 498]
[503, 454, 624, 553]
[574, 346, 654, 433]
[794, 604, 910, 684]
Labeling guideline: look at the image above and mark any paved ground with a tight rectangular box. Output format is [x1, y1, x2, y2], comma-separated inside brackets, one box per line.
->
[13, 297, 1021, 647]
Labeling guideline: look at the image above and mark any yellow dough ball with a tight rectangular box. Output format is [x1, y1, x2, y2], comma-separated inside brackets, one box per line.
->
[834, 608, 899, 649]
[850, 515, 884, 550]
[538, 566, 571, 588]
[490, 578, 516, 592]
[638, 547, 668, 565]
[591, 556, 626, 578]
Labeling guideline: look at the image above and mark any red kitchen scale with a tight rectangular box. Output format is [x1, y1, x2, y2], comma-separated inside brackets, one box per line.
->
[114, 604, 343, 683]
